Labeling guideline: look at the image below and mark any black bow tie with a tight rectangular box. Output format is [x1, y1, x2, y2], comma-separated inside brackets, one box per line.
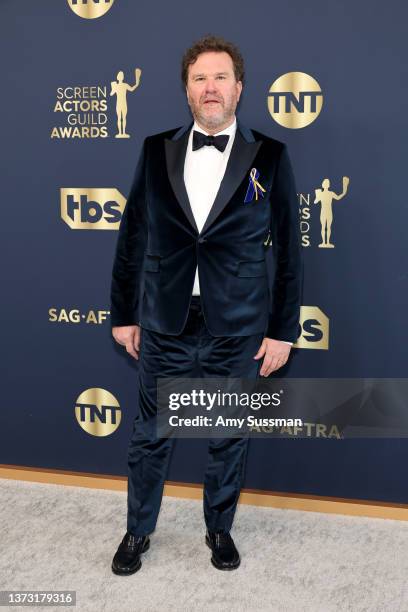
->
[192, 130, 229, 153]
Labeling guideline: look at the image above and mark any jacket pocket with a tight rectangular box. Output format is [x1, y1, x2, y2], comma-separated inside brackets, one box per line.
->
[144, 254, 161, 273]
[237, 259, 267, 277]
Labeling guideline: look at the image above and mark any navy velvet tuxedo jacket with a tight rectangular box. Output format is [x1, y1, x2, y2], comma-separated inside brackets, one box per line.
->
[110, 119, 303, 340]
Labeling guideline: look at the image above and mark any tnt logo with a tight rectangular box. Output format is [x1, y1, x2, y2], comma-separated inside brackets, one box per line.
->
[75, 388, 121, 436]
[67, 0, 115, 19]
[294, 306, 329, 350]
[267, 72, 323, 129]
[60, 188, 126, 230]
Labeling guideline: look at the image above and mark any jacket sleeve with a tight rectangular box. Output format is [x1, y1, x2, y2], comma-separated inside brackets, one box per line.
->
[110, 138, 148, 327]
[266, 143, 303, 342]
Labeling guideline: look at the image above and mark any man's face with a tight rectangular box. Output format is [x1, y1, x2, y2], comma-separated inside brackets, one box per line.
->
[186, 51, 242, 133]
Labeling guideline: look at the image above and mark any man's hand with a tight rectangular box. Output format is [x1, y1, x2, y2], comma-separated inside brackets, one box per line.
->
[112, 325, 141, 360]
[254, 337, 291, 376]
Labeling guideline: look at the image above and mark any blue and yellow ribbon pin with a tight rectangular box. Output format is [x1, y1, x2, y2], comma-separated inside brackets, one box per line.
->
[244, 168, 266, 203]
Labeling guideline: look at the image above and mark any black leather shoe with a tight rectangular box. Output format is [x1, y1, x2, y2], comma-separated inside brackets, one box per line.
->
[111, 532, 150, 575]
[205, 529, 240, 570]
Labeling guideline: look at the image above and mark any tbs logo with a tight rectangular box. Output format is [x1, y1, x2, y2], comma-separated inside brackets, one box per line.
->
[60, 188, 126, 230]
[294, 306, 329, 350]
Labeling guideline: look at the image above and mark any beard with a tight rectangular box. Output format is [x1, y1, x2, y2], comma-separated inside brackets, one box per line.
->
[188, 96, 237, 131]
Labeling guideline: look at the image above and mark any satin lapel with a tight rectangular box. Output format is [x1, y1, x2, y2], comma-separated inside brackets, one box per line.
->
[164, 120, 262, 236]
[200, 127, 262, 234]
[164, 123, 199, 234]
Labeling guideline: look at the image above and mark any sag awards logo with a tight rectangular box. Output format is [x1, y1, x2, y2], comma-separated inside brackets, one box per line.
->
[51, 68, 142, 139]
[294, 306, 329, 350]
[49, 308, 110, 324]
[299, 176, 350, 248]
[60, 188, 126, 229]
[267, 72, 323, 129]
[67, 0, 115, 19]
[75, 388, 121, 437]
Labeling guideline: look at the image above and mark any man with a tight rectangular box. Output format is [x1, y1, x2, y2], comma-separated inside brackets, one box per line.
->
[110, 35, 303, 574]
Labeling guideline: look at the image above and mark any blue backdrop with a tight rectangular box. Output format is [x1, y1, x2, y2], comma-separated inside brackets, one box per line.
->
[1, 0, 407, 503]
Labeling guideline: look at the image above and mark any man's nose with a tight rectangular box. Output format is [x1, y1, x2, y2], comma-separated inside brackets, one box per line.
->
[204, 79, 218, 93]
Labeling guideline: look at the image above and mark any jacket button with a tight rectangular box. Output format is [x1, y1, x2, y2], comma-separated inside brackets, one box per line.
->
[198, 238, 207, 244]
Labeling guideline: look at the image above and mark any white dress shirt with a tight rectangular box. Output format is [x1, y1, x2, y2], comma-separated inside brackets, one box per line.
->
[183, 116, 292, 346]
[184, 117, 237, 294]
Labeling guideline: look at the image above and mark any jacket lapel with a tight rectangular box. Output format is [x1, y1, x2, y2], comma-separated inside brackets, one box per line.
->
[164, 119, 262, 236]
[201, 122, 262, 234]
[164, 122, 198, 233]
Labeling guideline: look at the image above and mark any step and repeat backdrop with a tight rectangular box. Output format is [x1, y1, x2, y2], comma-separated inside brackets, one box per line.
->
[1, 0, 407, 503]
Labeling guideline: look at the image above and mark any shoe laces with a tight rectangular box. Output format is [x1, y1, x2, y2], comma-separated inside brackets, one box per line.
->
[125, 533, 144, 550]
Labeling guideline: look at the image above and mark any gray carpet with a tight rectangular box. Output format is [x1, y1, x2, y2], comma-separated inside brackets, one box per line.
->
[1, 478, 408, 612]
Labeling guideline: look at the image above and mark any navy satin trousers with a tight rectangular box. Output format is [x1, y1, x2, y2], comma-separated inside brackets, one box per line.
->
[127, 296, 264, 536]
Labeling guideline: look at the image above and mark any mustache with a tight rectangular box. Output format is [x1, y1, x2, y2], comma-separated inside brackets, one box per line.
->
[201, 97, 223, 103]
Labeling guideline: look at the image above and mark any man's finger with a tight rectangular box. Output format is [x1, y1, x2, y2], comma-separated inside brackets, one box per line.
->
[268, 357, 286, 375]
[253, 340, 267, 359]
[125, 342, 139, 360]
[267, 357, 279, 376]
[269, 357, 281, 374]
[262, 354, 284, 376]
[259, 355, 273, 376]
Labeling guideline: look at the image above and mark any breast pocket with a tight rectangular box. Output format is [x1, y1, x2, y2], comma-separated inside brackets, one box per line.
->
[237, 259, 267, 277]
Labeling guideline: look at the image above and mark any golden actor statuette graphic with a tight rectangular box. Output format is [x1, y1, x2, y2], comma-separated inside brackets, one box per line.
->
[314, 176, 350, 247]
[110, 68, 141, 138]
